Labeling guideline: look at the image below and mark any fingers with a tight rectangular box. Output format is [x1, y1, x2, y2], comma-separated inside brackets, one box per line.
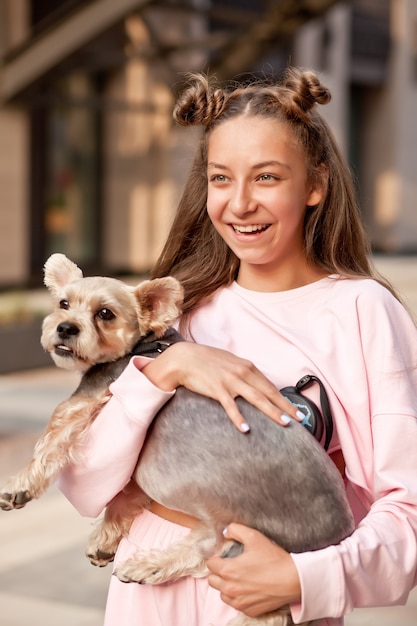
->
[239, 383, 301, 426]
[146, 342, 304, 430]
[207, 523, 302, 616]
[217, 393, 252, 433]
[219, 523, 267, 554]
[217, 369, 303, 430]
[222, 522, 257, 543]
[206, 525, 276, 617]
[216, 384, 291, 433]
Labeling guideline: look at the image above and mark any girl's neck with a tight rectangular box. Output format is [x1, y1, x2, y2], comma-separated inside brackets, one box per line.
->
[236, 262, 328, 293]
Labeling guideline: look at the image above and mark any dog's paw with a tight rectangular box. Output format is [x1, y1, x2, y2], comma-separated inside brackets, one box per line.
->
[0, 490, 32, 510]
[114, 558, 167, 585]
[86, 534, 119, 568]
[86, 548, 115, 568]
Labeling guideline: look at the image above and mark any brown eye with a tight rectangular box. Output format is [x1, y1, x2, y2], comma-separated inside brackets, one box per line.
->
[59, 300, 69, 310]
[97, 308, 115, 321]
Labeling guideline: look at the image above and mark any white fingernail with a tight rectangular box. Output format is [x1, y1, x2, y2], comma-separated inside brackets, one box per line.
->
[296, 410, 305, 420]
[240, 422, 250, 433]
[281, 414, 291, 424]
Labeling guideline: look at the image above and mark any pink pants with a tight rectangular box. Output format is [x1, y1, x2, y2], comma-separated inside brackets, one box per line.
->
[104, 509, 239, 626]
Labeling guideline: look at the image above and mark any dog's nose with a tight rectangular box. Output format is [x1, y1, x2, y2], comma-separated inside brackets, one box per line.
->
[57, 322, 80, 339]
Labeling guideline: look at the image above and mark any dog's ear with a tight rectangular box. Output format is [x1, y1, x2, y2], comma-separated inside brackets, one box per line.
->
[134, 277, 184, 336]
[44, 254, 84, 296]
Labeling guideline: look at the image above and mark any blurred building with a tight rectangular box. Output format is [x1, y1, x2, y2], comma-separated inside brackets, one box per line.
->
[0, 0, 416, 289]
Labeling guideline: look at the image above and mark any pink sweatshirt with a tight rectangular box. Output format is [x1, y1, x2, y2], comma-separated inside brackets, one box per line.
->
[59, 276, 417, 624]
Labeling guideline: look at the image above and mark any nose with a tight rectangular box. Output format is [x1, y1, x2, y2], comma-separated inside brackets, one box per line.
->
[230, 182, 257, 217]
[57, 322, 79, 339]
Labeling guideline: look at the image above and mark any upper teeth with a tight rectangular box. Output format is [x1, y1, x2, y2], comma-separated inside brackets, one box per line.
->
[233, 224, 268, 233]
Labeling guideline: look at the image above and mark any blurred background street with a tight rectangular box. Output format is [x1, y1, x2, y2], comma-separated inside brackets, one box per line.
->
[0, 255, 416, 626]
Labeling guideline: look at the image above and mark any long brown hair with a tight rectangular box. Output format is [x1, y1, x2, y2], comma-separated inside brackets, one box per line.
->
[152, 68, 398, 315]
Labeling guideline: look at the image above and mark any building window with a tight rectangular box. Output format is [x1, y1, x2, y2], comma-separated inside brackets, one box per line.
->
[31, 72, 101, 273]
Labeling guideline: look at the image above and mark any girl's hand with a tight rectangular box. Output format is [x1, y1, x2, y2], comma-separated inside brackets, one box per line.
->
[207, 523, 301, 617]
[141, 342, 301, 431]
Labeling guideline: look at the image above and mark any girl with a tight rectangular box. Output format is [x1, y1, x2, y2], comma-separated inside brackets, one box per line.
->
[59, 68, 417, 626]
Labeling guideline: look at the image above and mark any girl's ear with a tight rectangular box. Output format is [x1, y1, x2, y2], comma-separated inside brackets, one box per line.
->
[306, 186, 323, 207]
[306, 163, 328, 207]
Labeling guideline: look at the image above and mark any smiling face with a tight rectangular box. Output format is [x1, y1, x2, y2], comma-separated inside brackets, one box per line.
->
[206, 115, 324, 291]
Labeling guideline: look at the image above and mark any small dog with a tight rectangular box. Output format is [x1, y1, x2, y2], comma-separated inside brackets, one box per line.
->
[0, 253, 184, 565]
[0, 254, 355, 626]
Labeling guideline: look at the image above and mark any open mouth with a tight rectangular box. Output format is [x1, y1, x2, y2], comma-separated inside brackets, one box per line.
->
[232, 224, 270, 234]
[54, 344, 75, 358]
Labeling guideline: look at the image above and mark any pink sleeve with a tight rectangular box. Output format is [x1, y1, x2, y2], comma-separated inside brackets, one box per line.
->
[291, 414, 417, 622]
[291, 292, 417, 622]
[57, 356, 175, 517]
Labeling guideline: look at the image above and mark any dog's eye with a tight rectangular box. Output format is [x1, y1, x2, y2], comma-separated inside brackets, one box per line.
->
[97, 308, 115, 321]
[59, 300, 70, 310]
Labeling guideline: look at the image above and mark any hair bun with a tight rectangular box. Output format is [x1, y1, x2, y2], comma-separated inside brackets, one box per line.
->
[173, 74, 227, 127]
[283, 68, 331, 114]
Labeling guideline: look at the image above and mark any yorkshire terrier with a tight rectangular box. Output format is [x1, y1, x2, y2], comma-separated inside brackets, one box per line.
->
[0, 253, 355, 626]
[0, 253, 184, 566]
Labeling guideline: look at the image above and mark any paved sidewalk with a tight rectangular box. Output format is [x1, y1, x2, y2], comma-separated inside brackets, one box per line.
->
[0, 368, 111, 626]
[0, 255, 416, 625]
